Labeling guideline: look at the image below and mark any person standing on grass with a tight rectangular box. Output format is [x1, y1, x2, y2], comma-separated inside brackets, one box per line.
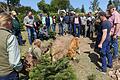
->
[108, 5, 120, 59]
[52, 15, 56, 32]
[45, 13, 51, 34]
[24, 11, 37, 45]
[64, 12, 70, 34]
[0, 12, 23, 80]
[87, 12, 95, 39]
[58, 15, 64, 36]
[81, 13, 87, 37]
[73, 13, 81, 37]
[11, 11, 25, 46]
[98, 12, 112, 72]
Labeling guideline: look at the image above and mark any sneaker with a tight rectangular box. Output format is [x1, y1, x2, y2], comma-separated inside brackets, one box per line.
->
[96, 67, 107, 73]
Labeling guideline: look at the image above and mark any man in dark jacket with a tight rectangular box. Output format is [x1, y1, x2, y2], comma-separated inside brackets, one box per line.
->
[11, 11, 25, 46]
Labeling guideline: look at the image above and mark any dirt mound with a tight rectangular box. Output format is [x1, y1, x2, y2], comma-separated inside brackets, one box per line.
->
[109, 57, 120, 80]
[51, 35, 74, 61]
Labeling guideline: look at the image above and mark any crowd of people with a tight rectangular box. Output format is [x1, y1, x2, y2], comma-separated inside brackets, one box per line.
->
[22, 10, 96, 45]
[0, 4, 120, 79]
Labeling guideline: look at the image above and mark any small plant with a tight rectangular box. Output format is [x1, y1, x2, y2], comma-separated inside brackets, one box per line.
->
[29, 53, 77, 80]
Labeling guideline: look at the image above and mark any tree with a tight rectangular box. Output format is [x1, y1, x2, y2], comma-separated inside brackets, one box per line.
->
[89, 0, 100, 12]
[113, 0, 120, 10]
[81, 4, 85, 13]
[29, 53, 77, 80]
[0, 0, 20, 13]
[69, 4, 74, 11]
[0, 2, 7, 13]
[16, 6, 36, 14]
[37, 0, 50, 13]
[74, 8, 81, 13]
[50, 0, 70, 12]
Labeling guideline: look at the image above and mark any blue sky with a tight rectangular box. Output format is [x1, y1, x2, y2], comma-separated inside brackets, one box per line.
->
[0, 0, 109, 12]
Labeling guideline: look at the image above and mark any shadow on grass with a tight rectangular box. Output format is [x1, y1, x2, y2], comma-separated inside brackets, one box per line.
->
[88, 53, 101, 69]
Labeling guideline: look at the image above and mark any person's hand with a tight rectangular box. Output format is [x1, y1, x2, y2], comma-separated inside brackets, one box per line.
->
[113, 35, 117, 39]
[98, 43, 102, 48]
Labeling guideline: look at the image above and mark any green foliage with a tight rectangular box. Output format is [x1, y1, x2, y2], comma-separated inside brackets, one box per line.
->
[48, 31, 56, 39]
[107, 0, 120, 11]
[37, 0, 50, 13]
[50, 0, 70, 12]
[89, 0, 100, 12]
[87, 74, 96, 80]
[74, 8, 81, 13]
[0, 2, 7, 12]
[7, 0, 20, 11]
[16, 6, 36, 14]
[113, 0, 120, 10]
[81, 4, 85, 13]
[17, 13, 25, 31]
[8, 0, 20, 6]
[29, 53, 77, 80]
[37, 0, 72, 13]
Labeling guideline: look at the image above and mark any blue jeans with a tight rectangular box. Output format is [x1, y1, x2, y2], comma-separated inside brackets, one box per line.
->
[0, 71, 19, 80]
[111, 37, 119, 58]
[100, 41, 112, 71]
[52, 23, 56, 32]
[27, 27, 37, 45]
[69, 23, 72, 34]
[13, 30, 23, 45]
[59, 23, 64, 35]
[46, 25, 50, 33]
[74, 24, 81, 37]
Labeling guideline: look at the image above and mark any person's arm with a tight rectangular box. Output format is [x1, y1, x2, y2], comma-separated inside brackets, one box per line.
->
[113, 14, 120, 38]
[98, 29, 107, 48]
[7, 35, 23, 72]
[24, 17, 33, 27]
[113, 24, 120, 36]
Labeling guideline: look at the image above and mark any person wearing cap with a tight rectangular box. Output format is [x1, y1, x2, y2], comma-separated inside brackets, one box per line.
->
[0, 12, 23, 79]
[98, 12, 112, 72]
[11, 11, 25, 46]
[108, 5, 120, 59]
